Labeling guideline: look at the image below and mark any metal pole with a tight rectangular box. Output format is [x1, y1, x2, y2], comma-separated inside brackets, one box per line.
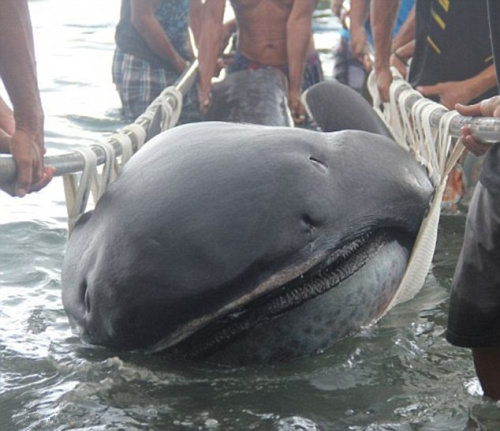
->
[0, 60, 199, 184]
[392, 78, 500, 143]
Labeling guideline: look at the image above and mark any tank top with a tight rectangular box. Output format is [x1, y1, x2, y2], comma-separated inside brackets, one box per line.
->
[115, 0, 190, 68]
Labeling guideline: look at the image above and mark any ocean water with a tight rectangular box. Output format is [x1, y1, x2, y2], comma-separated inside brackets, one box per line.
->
[1, 1, 499, 430]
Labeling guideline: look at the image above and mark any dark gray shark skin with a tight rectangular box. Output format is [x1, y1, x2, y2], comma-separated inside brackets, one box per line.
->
[146, 68, 291, 143]
[62, 121, 433, 365]
[205, 68, 293, 127]
[304, 79, 393, 137]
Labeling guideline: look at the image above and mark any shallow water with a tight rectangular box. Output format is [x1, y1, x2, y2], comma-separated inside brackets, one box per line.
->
[1, 1, 499, 430]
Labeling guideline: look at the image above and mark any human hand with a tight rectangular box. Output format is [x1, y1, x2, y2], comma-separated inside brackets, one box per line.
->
[457, 95, 500, 118]
[350, 26, 368, 64]
[1, 130, 55, 197]
[288, 90, 306, 126]
[198, 86, 211, 117]
[213, 53, 234, 77]
[417, 81, 473, 110]
[218, 53, 234, 69]
[454, 97, 500, 156]
[362, 53, 373, 74]
[375, 66, 393, 103]
[456, 124, 492, 156]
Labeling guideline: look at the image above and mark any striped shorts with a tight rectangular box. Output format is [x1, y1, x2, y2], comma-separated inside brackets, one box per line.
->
[112, 48, 200, 124]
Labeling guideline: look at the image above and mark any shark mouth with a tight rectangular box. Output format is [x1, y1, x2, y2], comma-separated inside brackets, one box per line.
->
[168, 228, 413, 361]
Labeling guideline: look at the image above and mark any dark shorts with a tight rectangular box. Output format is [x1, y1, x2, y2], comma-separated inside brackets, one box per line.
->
[112, 48, 200, 124]
[227, 50, 324, 91]
[446, 182, 500, 348]
[332, 35, 368, 95]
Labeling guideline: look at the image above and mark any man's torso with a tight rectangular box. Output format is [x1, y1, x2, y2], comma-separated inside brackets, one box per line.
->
[230, 0, 297, 66]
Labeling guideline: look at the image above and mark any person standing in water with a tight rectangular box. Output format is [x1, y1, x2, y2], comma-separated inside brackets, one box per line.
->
[0, 0, 54, 197]
[197, 0, 321, 126]
[112, 0, 203, 123]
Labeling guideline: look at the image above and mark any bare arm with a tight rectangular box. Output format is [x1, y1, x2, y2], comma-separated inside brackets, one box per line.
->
[370, 0, 401, 102]
[349, 0, 370, 63]
[0, 0, 53, 197]
[389, 3, 415, 78]
[391, 3, 415, 52]
[130, 0, 188, 74]
[197, 0, 226, 114]
[286, 0, 317, 125]
[189, 0, 204, 51]
[390, 39, 414, 78]
[418, 64, 498, 110]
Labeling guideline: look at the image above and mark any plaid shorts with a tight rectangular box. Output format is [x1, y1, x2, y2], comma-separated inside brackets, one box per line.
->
[112, 48, 200, 123]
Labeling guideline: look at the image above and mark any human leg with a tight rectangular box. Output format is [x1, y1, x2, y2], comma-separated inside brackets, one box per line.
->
[447, 183, 500, 398]
[472, 348, 500, 400]
[112, 49, 173, 121]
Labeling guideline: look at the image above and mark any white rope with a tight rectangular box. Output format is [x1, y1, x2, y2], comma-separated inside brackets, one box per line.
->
[109, 133, 134, 170]
[63, 79, 186, 235]
[90, 140, 117, 202]
[159, 86, 183, 131]
[367, 69, 465, 309]
[120, 122, 147, 151]
[63, 146, 98, 234]
[388, 121, 464, 308]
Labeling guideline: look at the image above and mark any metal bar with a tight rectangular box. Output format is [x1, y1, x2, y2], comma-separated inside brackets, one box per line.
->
[393, 78, 500, 143]
[0, 60, 199, 184]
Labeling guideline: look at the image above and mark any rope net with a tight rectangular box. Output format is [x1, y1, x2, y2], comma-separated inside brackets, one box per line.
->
[367, 69, 465, 309]
[64, 81, 186, 234]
